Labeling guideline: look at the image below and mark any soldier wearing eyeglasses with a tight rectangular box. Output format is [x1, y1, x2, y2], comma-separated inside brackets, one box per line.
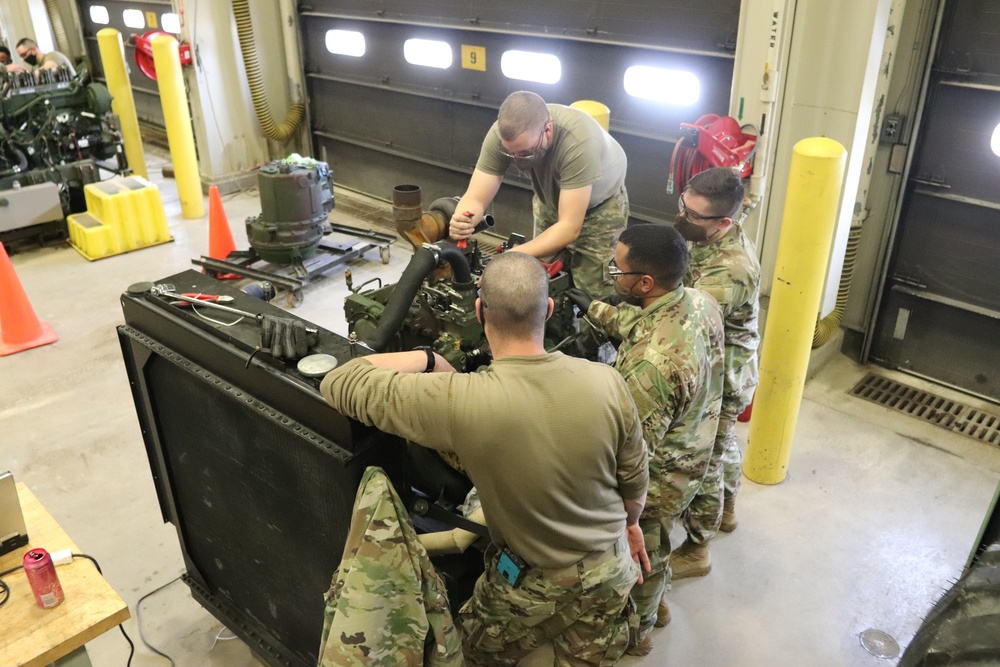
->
[450, 91, 629, 299]
[567, 223, 725, 655]
[669, 167, 761, 582]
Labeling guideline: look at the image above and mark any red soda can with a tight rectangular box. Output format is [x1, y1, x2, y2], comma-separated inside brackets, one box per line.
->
[23, 548, 65, 609]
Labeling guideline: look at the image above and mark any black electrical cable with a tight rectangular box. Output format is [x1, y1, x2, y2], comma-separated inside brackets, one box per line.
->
[72, 553, 136, 666]
[134, 575, 182, 666]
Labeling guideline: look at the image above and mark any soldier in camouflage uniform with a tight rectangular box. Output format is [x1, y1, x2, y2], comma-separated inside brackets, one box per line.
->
[669, 167, 760, 581]
[450, 90, 629, 299]
[318, 466, 464, 666]
[322, 252, 650, 666]
[569, 223, 725, 655]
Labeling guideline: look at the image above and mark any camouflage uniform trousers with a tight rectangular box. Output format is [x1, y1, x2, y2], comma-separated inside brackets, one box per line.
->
[628, 516, 672, 644]
[682, 412, 743, 544]
[457, 533, 638, 667]
[630, 441, 713, 638]
[532, 186, 629, 300]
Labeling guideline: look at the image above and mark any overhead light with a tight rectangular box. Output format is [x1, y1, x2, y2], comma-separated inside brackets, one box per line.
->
[624, 66, 700, 106]
[325, 30, 366, 58]
[501, 50, 561, 84]
[992, 122, 1000, 157]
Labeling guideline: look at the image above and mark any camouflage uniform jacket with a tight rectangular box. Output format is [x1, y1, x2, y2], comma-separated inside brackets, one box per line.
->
[686, 225, 761, 417]
[318, 466, 464, 667]
[588, 286, 725, 521]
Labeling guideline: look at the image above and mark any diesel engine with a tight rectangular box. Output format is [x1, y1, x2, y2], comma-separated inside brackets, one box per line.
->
[344, 186, 588, 372]
[0, 65, 126, 242]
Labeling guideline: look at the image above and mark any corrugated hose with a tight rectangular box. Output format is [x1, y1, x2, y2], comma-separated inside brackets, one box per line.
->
[231, 0, 304, 142]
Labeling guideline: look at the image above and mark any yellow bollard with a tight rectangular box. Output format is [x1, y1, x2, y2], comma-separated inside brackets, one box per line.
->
[570, 100, 611, 132]
[743, 137, 846, 485]
[96, 28, 147, 179]
[151, 34, 204, 219]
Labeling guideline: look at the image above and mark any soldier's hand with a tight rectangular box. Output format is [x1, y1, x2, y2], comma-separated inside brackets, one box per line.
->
[565, 288, 593, 317]
[449, 212, 474, 241]
[260, 314, 319, 361]
[626, 524, 650, 584]
[432, 352, 458, 373]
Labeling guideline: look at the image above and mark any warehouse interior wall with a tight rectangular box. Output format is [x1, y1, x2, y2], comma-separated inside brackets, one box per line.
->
[175, 0, 309, 191]
[0, 0, 951, 344]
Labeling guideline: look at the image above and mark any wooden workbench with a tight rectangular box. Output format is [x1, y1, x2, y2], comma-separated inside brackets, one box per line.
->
[0, 483, 130, 667]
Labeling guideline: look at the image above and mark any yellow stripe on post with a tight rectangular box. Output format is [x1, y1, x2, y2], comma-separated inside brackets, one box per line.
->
[743, 137, 847, 485]
[96, 28, 147, 179]
[151, 34, 204, 219]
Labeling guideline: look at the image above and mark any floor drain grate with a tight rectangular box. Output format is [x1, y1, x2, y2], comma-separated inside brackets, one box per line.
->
[335, 194, 395, 233]
[850, 373, 1000, 447]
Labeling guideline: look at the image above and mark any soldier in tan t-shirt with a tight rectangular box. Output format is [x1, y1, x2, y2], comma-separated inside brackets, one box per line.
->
[322, 252, 650, 666]
[449, 91, 629, 299]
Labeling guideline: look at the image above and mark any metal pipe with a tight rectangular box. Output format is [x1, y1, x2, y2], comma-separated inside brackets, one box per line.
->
[743, 137, 846, 485]
[96, 28, 148, 179]
[151, 34, 204, 218]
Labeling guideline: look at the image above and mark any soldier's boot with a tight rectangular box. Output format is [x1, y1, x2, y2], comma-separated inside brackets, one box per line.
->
[625, 627, 654, 656]
[670, 539, 711, 580]
[655, 597, 671, 628]
[720, 495, 738, 533]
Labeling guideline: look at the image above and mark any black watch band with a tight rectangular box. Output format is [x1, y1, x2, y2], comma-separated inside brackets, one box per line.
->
[415, 347, 435, 373]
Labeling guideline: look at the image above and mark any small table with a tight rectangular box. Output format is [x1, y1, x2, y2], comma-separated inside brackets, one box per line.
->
[0, 483, 130, 667]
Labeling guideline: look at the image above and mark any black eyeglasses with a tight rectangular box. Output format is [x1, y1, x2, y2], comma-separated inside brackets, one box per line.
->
[499, 125, 547, 161]
[607, 258, 645, 280]
[678, 193, 728, 221]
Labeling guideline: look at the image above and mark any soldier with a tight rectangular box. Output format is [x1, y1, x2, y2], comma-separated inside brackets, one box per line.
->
[669, 167, 761, 580]
[15, 38, 75, 76]
[567, 223, 725, 655]
[321, 251, 650, 666]
[449, 90, 628, 299]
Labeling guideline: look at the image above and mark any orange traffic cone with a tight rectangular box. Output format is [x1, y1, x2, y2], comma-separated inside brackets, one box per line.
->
[208, 185, 237, 260]
[0, 242, 58, 356]
[206, 185, 241, 279]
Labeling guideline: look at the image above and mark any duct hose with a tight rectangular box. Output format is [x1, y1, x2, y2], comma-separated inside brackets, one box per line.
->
[44, 0, 72, 58]
[813, 222, 862, 347]
[231, 0, 304, 142]
[367, 244, 473, 351]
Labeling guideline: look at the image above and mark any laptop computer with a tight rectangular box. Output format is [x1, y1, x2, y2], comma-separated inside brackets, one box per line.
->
[0, 471, 29, 556]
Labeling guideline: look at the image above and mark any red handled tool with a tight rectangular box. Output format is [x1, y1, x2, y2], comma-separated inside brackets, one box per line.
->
[457, 211, 474, 249]
[539, 260, 563, 278]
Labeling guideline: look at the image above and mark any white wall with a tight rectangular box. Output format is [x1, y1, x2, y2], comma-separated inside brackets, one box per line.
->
[175, 0, 308, 190]
[735, 0, 893, 317]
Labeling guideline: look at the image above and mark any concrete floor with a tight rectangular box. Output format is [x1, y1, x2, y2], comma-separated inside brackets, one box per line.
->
[4, 148, 1000, 666]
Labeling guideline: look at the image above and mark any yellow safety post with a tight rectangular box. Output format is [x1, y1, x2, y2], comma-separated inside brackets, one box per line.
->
[96, 28, 147, 179]
[570, 100, 611, 131]
[744, 137, 846, 485]
[151, 34, 204, 219]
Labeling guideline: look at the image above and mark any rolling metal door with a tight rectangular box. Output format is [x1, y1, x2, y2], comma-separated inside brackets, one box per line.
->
[78, 0, 174, 129]
[872, 0, 1000, 401]
[299, 1, 739, 238]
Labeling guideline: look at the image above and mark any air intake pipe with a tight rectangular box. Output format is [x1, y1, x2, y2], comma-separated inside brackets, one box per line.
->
[393, 185, 494, 251]
[366, 242, 474, 352]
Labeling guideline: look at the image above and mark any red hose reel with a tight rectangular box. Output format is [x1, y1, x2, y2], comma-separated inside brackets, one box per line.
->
[667, 114, 758, 194]
[131, 30, 193, 81]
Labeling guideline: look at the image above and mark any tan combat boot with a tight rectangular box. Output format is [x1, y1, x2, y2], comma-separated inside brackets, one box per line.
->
[720, 495, 738, 533]
[669, 539, 711, 580]
[655, 597, 671, 627]
[625, 628, 654, 656]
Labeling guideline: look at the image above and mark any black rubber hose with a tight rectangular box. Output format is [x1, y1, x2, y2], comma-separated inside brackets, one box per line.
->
[436, 243, 473, 287]
[367, 247, 439, 351]
[0, 146, 28, 177]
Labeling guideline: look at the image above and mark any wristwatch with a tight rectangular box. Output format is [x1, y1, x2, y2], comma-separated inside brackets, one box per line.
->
[414, 346, 435, 373]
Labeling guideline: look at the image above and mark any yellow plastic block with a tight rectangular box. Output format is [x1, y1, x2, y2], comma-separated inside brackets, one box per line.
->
[67, 212, 119, 259]
[68, 176, 173, 260]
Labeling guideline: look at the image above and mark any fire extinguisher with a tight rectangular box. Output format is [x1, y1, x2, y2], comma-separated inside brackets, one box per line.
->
[667, 114, 758, 194]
